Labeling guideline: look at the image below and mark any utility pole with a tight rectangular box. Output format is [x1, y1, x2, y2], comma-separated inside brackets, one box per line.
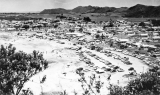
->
[39, 76, 43, 95]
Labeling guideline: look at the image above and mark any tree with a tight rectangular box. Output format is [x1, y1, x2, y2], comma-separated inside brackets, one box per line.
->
[83, 17, 91, 22]
[95, 34, 100, 39]
[108, 22, 114, 27]
[14, 25, 21, 31]
[21, 24, 30, 30]
[101, 33, 105, 40]
[69, 29, 75, 33]
[0, 44, 48, 95]
[151, 19, 160, 26]
[107, 19, 114, 27]
[54, 24, 58, 28]
[90, 45, 96, 50]
[139, 22, 146, 27]
[79, 28, 83, 32]
[109, 72, 160, 95]
[109, 85, 124, 95]
[36, 24, 43, 30]
[56, 15, 67, 19]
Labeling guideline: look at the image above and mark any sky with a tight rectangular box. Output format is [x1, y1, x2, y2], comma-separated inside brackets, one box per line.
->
[0, 0, 159, 12]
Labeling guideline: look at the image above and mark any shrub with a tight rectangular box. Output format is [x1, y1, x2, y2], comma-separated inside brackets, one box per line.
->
[83, 17, 91, 22]
[0, 44, 48, 95]
[109, 85, 125, 95]
[109, 72, 160, 95]
[139, 22, 146, 27]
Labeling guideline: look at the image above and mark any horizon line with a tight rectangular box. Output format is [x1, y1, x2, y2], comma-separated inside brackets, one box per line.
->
[41, 3, 160, 10]
[0, 3, 159, 13]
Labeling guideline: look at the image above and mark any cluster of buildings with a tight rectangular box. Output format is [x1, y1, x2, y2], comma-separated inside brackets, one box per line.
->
[0, 18, 52, 31]
[1, 15, 160, 68]
[52, 17, 160, 68]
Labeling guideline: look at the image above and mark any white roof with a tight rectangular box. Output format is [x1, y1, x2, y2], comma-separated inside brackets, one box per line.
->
[66, 32, 84, 36]
[142, 44, 157, 48]
[133, 43, 142, 47]
[118, 39, 129, 42]
[153, 36, 160, 39]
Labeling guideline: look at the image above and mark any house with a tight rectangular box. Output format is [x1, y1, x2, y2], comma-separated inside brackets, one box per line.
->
[139, 33, 148, 39]
[152, 36, 160, 42]
[140, 44, 157, 52]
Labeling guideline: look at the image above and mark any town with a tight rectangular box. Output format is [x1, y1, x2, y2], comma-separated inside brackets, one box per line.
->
[0, 13, 160, 95]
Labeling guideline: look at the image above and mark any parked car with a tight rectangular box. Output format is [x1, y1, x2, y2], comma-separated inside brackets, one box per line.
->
[104, 62, 112, 65]
[113, 55, 119, 59]
[139, 56, 146, 60]
[102, 67, 112, 72]
[117, 68, 124, 72]
[90, 54, 96, 57]
[111, 69, 116, 73]
[123, 60, 132, 65]
[116, 49, 122, 52]
[95, 68, 105, 74]
[128, 67, 134, 71]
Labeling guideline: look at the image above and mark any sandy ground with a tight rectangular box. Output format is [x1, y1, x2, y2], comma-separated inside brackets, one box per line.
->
[0, 32, 87, 95]
[0, 31, 150, 95]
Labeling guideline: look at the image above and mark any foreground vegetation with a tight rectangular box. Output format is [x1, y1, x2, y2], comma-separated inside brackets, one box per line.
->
[0, 45, 160, 95]
[0, 44, 48, 95]
[109, 71, 160, 95]
[75, 66, 160, 95]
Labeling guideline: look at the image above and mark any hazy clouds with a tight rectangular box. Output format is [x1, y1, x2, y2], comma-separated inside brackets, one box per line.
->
[0, 0, 159, 12]
[0, 0, 54, 12]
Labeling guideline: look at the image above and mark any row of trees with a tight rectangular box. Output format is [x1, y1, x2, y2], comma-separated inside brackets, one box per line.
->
[150, 19, 160, 26]
[0, 44, 48, 95]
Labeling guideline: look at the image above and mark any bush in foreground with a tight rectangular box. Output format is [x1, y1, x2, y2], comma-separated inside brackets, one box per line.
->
[0, 44, 48, 95]
[109, 72, 160, 95]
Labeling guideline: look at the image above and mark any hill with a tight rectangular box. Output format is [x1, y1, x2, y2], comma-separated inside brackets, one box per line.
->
[40, 5, 127, 14]
[125, 4, 160, 17]
[40, 8, 70, 14]
[72, 5, 119, 13]
[40, 4, 160, 18]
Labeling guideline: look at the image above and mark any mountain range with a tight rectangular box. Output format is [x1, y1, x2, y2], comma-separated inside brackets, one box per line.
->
[40, 4, 160, 17]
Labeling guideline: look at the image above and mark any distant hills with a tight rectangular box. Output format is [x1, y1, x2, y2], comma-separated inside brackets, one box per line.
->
[71, 5, 121, 13]
[126, 4, 160, 17]
[40, 5, 127, 14]
[40, 4, 160, 17]
[40, 8, 70, 14]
